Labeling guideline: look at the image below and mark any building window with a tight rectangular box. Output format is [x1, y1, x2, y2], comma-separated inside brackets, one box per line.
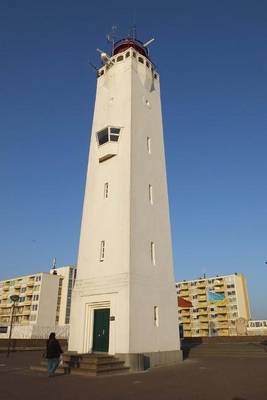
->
[147, 137, 151, 153]
[154, 306, 159, 327]
[149, 184, 153, 204]
[151, 242, 156, 265]
[117, 55, 123, 62]
[97, 128, 109, 145]
[97, 126, 121, 146]
[110, 127, 120, 141]
[138, 57, 144, 64]
[104, 182, 109, 198]
[100, 241, 105, 262]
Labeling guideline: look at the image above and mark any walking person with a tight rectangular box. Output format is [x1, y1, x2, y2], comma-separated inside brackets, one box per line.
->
[46, 332, 63, 377]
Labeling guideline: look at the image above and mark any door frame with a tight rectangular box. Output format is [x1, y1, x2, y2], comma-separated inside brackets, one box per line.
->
[83, 301, 111, 353]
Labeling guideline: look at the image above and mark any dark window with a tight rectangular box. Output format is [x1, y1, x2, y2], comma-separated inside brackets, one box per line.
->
[97, 128, 109, 145]
[110, 135, 119, 142]
[97, 127, 121, 145]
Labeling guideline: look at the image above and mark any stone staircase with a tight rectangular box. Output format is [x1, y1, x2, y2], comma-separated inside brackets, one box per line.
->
[64, 353, 129, 376]
[183, 342, 267, 359]
[31, 352, 129, 376]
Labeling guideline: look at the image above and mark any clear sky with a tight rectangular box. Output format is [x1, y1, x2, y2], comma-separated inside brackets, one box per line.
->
[1, 1, 266, 319]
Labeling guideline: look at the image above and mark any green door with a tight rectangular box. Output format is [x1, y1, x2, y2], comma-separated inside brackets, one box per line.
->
[92, 308, 110, 352]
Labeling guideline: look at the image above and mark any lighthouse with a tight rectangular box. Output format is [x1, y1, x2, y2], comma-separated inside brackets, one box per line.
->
[68, 36, 181, 368]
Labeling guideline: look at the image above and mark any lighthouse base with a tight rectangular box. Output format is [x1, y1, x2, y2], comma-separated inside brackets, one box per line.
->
[116, 350, 183, 371]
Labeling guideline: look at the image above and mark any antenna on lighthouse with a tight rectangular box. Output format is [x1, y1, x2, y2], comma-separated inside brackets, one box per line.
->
[143, 38, 155, 48]
[128, 24, 137, 40]
[107, 25, 117, 53]
[52, 257, 56, 269]
[89, 62, 100, 77]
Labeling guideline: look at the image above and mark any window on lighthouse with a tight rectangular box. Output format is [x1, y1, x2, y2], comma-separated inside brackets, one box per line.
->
[147, 137, 151, 153]
[97, 126, 121, 146]
[149, 184, 153, 204]
[154, 306, 159, 327]
[151, 242, 156, 265]
[104, 182, 109, 198]
[100, 241, 105, 262]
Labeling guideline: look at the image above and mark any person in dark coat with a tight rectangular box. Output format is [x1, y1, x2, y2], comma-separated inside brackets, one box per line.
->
[46, 332, 63, 376]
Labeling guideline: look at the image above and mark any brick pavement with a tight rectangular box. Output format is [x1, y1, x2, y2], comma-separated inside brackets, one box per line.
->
[0, 350, 266, 400]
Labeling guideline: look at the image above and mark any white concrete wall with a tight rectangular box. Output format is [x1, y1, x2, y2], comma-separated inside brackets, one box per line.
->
[36, 273, 59, 327]
[69, 54, 132, 353]
[129, 55, 179, 352]
[69, 48, 180, 355]
[234, 274, 251, 320]
[0, 324, 69, 339]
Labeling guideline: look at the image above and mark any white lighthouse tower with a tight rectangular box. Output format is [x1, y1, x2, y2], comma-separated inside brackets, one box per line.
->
[68, 36, 181, 368]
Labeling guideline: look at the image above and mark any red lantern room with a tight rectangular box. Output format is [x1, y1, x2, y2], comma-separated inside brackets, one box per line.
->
[112, 38, 149, 58]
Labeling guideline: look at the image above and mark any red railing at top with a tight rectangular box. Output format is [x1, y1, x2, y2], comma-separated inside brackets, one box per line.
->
[113, 38, 148, 58]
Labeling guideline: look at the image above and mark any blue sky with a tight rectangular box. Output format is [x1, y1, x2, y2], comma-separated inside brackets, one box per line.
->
[1, 1, 266, 318]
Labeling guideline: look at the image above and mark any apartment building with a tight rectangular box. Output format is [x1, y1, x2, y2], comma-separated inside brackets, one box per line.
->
[49, 265, 76, 325]
[177, 273, 251, 337]
[0, 265, 76, 338]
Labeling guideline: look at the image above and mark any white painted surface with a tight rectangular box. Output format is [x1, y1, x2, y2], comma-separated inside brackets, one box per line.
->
[69, 48, 180, 355]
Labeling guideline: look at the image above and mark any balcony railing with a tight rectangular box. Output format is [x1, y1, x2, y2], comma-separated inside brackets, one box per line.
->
[197, 281, 207, 288]
[197, 290, 206, 295]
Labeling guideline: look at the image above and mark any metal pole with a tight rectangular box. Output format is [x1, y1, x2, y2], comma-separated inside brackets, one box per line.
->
[7, 303, 15, 357]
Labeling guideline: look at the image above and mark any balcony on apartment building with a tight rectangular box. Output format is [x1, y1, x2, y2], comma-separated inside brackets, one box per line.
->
[197, 290, 206, 296]
[179, 310, 191, 317]
[197, 281, 207, 288]
[215, 315, 229, 322]
[197, 310, 208, 316]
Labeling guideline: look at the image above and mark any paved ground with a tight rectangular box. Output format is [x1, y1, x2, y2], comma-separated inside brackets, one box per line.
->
[0, 351, 266, 400]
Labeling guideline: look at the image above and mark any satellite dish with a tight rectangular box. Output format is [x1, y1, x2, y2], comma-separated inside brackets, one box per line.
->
[96, 48, 114, 66]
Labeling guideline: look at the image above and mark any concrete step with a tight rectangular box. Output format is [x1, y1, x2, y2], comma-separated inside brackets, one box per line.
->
[189, 353, 267, 358]
[30, 365, 66, 374]
[70, 355, 129, 375]
[71, 365, 130, 376]
[188, 346, 267, 352]
[78, 358, 125, 366]
[40, 352, 131, 376]
[78, 361, 126, 371]
[40, 360, 69, 368]
[183, 343, 267, 359]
